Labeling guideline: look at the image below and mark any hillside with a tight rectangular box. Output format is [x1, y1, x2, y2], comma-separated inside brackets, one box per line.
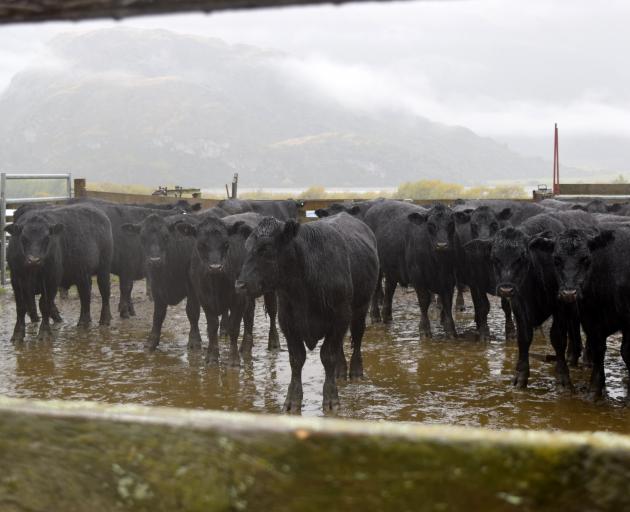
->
[0, 28, 555, 188]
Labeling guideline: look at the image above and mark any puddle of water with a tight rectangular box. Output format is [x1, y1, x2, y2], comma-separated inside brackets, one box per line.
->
[0, 283, 628, 432]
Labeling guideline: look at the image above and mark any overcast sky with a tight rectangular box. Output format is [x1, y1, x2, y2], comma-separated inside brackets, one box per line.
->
[0, 0, 629, 160]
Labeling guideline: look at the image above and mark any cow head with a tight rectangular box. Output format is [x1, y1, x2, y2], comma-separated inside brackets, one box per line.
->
[469, 206, 512, 240]
[5, 215, 63, 268]
[530, 228, 614, 303]
[122, 214, 175, 269]
[235, 217, 299, 297]
[315, 204, 360, 218]
[408, 203, 455, 252]
[489, 226, 533, 299]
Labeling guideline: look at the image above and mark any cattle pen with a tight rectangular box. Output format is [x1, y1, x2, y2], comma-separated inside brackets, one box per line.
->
[1, 0, 630, 510]
[0, 178, 630, 510]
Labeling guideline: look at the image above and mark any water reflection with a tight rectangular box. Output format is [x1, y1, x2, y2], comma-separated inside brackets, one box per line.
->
[0, 283, 628, 432]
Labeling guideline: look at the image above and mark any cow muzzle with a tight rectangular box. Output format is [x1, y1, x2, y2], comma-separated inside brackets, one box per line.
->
[147, 256, 162, 266]
[497, 284, 515, 298]
[558, 289, 578, 303]
[435, 242, 449, 251]
[235, 280, 247, 294]
[207, 264, 224, 274]
[25, 256, 42, 267]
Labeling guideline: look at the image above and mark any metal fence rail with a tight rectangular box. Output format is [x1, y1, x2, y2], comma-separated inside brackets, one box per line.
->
[0, 172, 72, 285]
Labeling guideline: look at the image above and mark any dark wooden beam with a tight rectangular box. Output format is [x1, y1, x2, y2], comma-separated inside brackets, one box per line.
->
[0, 0, 390, 24]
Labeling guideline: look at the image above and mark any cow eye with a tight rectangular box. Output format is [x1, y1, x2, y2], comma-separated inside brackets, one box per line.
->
[553, 257, 563, 267]
[490, 223, 498, 231]
[580, 257, 590, 266]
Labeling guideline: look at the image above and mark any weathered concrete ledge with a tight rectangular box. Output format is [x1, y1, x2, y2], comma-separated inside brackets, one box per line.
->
[0, 396, 629, 511]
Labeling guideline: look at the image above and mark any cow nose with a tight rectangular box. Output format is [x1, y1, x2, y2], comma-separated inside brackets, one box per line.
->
[26, 256, 41, 265]
[208, 264, 223, 273]
[435, 242, 449, 251]
[497, 285, 515, 298]
[148, 256, 161, 265]
[558, 289, 578, 303]
[235, 281, 247, 294]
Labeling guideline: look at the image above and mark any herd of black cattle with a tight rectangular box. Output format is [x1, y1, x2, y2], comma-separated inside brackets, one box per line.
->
[5, 195, 630, 412]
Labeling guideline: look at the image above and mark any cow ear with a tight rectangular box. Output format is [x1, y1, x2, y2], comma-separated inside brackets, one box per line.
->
[4, 223, 21, 236]
[607, 203, 623, 212]
[348, 205, 361, 216]
[571, 204, 586, 211]
[279, 219, 300, 245]
[463, 239, 492, 258]
[238, 224, 253, 238]
[588, 230, 615, 251]
[454, 211, 471, 224]
[227, 221, 244, 236]
[314, 209, 329, 218]
[121, 223, 141, 235]
[190, 203, 202, 212]
[49, 223, 64, 236]
[529, 232, 555, 252]
[497, 208, 513, 221]
[176, 222, 197, 237]
[408, 212, 428, 225]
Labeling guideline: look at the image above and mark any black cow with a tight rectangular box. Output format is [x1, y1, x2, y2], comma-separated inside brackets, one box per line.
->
[122, 214, 201, 350]
[454, 205, 515, 340]
[363, 200, 459, 337]
[6, 204, 113, 341]
[235, 213, 379, 412]
[529, 227, 630, 398]
[468, 212, 591, 388]
[217, 199, 303, 220]
[314, 198, 384, 221]
[177, 212, 280, 366]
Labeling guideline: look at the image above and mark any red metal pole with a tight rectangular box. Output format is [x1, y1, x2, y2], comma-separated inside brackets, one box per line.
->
[553, 123, 559, 195]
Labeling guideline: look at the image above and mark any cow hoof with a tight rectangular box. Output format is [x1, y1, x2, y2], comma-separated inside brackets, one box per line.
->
[205, 352, 219, 365]
[10, 332, 25, 344]
[119, 311, 130, 320]
[188, 340, 202, 351]
[37, 330, 53, 342]
[349, 366, 364, 381]
[556, 372, 573, 390]
[284, 399, 302, 414]
[267, 331, 281, 351]
[322, 397, 340, 413]
[99, 315, 112, 327]
[145, 336, 159, 351]
[29, 315, 40, 323]
[370, 314, 382, 324]
[228, 355, 241, 368]
[512, 373, 529, 389]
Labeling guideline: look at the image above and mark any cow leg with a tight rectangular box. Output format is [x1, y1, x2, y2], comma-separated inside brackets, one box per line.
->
[96, 270, 112, 326]
[186, 296, 202, 350]
[228, 301, 244, 367]
[11, 277, 28, 342]
[349, 308, 368, 380]
[284, 334, 306, 413]
[51, 301, 63, 323]
[240, 297, 255, 357]
[512, 304, 533, 388]
[145, 276, 153, 302]
[219, 313, 229, 338]
[381, 276, 397, 323]
[455, 284, 466, 312]
[27, 287, 39, 322]
[416, 287, 432, 338]
[118, 275, 133, 319]
[370, 271, 384, 323]
[549, 315, 572, 389]
[204, 309, 220, 364]
[146, 300, 167, 351]
[621, 330, 630, 397]
[439, 287, 457, 338]
[501, 298, 516, 341]
[470, 287, 490, 341]
[566, 311, 582, 367]
[321, 324, 344, 412]
[76, 277, 92, 328]
[336, 339, 348, 381]
[588, 334, 607, 399]
[264, 292, 280, 350]
[37, 285, 56, 341]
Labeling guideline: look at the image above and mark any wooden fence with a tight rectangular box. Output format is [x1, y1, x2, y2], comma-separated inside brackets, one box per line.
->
[1, 396, 630, 511]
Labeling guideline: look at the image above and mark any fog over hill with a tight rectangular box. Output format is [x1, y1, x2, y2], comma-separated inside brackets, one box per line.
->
[0, 28, 577, 188]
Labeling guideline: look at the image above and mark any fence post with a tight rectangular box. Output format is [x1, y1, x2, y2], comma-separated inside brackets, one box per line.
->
[74, 178, 86, 198]
[1, 172, 6, 286]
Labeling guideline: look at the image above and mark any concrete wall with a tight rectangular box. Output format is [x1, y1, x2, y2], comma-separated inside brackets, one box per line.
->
[0, 396, 629, 511]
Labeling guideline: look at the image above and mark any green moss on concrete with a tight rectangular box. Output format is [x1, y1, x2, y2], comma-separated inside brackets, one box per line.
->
[0, 397, 628, 511]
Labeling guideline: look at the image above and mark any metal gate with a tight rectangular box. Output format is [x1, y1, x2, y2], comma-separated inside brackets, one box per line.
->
[0, 173, 73, 286]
